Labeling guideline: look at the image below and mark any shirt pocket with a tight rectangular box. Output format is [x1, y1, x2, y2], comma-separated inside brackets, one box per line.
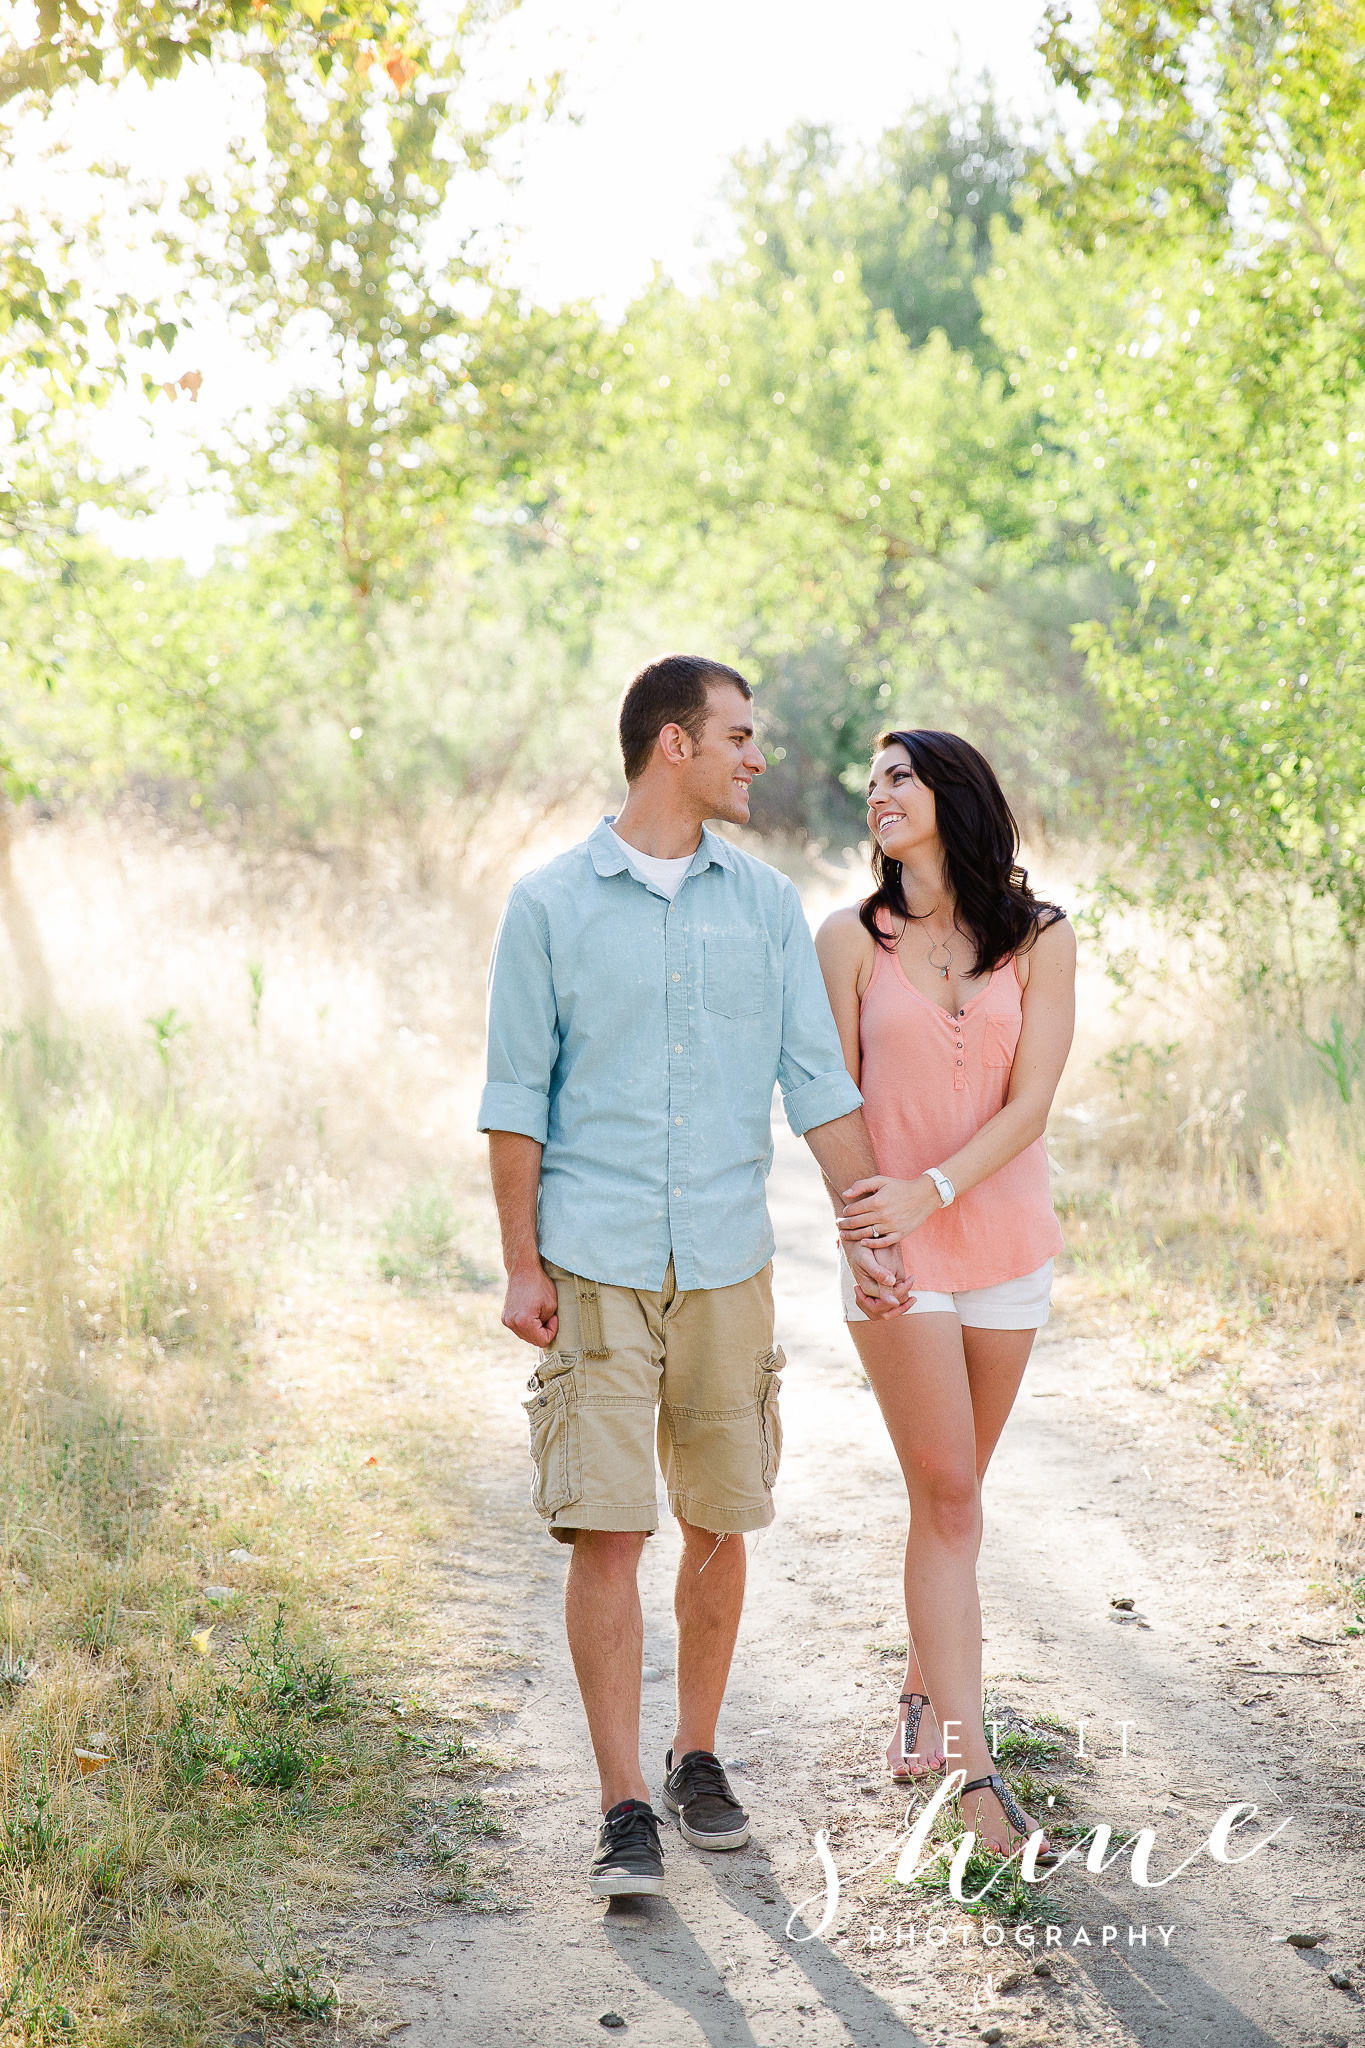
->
[982, 1009, 1022, 1069]
[703, 934, 766, 1020]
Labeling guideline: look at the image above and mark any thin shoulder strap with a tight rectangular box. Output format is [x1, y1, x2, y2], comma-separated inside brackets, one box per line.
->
[861, 906, 892, 995]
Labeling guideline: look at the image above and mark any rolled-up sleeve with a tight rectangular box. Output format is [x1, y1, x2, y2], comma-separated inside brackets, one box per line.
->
[476, 885, 558, 1141]
[775, 882, 863, 1136]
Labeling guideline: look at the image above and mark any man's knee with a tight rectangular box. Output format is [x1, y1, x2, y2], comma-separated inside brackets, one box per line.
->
[569, 1528, 648, 1577]
[676, 1519, 745, 1565]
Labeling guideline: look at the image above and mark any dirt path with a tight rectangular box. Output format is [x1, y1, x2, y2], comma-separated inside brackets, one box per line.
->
[352, 1124, 1365, 2048]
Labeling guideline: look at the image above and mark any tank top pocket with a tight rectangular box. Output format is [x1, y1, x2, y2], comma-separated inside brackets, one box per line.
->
[982, 1009, 1022, 1068]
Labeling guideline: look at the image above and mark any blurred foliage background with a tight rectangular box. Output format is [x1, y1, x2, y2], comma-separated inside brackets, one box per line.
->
[2, 0, 1361, 1015]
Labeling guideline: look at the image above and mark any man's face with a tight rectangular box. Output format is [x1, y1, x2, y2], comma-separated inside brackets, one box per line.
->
[686, 684, 767, 824]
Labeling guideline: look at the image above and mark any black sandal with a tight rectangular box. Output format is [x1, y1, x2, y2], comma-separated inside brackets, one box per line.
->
[960, 1772, 1058, 1863]
[892, 1692, 935, 1777]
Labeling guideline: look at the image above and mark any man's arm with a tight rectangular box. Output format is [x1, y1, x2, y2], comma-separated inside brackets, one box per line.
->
[774, 884, 911, 1315]
[803, 1110, 913, 1315]
[488, 1132, 559, 1348]
[477, 885, 562, 1351]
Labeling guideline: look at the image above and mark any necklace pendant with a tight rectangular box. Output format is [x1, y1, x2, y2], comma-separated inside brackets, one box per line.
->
[940, 966, 948, 978]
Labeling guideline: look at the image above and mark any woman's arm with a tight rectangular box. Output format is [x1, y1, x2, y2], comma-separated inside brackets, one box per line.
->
[814, 906, 875, 1091]
[837, 916, 1077, 1245]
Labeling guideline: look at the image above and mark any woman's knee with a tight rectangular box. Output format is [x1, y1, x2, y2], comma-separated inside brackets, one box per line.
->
[909, 1463, 980, 1545]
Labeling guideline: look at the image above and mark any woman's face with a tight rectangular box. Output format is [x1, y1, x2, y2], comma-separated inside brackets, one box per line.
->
[866, 743, 938, 864]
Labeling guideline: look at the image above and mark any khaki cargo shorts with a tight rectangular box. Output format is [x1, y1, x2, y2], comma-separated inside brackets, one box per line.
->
[520, 1258, 785, 1543]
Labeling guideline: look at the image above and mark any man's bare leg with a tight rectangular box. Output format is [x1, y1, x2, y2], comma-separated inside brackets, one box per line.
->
[564, 1530, 652, 1813]
[672, 1518, 746, 1759]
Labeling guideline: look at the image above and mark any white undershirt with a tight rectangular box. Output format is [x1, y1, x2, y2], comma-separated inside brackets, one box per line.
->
[611, 827, 694, 901]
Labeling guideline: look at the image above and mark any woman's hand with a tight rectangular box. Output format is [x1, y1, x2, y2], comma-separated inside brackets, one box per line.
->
[837, 1174, 943, 1246]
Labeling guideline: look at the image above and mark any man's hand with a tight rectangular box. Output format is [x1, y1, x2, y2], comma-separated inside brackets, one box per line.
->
[502, 1261, 559, 1348]
[845, 1236, 915, 1319]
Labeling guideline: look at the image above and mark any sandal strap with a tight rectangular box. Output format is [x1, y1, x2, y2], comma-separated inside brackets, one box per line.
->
[899, 1691, 930, 1761]
[961, 1772, 1031, 1838]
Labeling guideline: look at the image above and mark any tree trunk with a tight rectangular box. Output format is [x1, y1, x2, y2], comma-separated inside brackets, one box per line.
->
[0, 792, 57, 1021]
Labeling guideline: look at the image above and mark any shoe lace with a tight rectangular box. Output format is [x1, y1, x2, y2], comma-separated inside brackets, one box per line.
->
[677, 1754, 738, 1806]
[603, 1803, 660, 1854]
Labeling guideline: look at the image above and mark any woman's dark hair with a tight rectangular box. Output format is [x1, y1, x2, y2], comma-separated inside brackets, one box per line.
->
[858, 729, 1065, 974]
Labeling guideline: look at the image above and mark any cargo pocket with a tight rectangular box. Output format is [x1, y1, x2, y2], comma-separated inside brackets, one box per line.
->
[982, 1009, 1022, 1069]
[521, 1350, 582, 1517]
[755, 1344, 786, 1491]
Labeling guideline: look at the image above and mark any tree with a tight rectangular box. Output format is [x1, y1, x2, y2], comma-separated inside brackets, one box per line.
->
[156, 51, 586, 825]
[545, 105, 1113, 840]
[1, 0, 429, 112]
[1027, 0, 1365, 988]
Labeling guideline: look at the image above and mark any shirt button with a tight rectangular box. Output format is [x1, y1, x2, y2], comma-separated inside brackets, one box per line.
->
[675, 1115, 684, 1125]
[674, 1188, 681, 1197]
[956, 1058, 963, 1066]
[672, 972, 681, 982]
[674, 1044, 683, 1054]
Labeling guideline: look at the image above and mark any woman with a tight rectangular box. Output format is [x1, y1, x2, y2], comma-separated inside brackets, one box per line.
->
[816, 729, 1075, 1857]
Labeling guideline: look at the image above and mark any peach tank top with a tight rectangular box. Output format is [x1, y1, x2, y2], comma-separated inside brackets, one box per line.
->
[858, 921, 1063, 1292]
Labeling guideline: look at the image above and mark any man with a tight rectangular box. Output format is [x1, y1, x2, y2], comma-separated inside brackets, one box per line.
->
[478, 652, 909, 1899]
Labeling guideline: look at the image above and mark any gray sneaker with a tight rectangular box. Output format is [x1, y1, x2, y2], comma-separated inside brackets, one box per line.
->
[589, 1799, 665, 1896]
[661, 1748, 751, 1851]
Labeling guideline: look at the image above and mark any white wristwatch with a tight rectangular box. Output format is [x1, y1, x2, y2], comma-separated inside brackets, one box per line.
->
[923, 1166, 956, 1208]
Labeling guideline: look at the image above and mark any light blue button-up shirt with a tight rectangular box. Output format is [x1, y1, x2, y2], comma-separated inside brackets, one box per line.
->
[477, 817, 863, 1291]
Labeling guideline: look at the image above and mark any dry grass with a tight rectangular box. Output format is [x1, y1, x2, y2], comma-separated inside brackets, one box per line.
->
[1050, 996, 1365, 1617]
[0, 812, 528, 2045]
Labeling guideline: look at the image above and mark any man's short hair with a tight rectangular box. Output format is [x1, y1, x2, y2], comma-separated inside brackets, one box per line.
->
[618, 654, 752, 784]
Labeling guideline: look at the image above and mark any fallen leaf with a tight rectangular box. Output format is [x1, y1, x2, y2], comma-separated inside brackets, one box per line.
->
[190, 1627, 215, 1656]
[74, 1749, 110, 1775]
[364, 1454, 378, 1465]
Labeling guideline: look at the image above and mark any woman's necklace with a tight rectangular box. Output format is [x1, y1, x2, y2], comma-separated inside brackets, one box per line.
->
[894, 912, 955, 980]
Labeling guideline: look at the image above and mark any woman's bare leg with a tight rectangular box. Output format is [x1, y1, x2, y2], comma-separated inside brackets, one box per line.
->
[852, 1312, 1046, 1852]
[888, 1325, 1036, 1774]
[890, 1543, 947, 1779]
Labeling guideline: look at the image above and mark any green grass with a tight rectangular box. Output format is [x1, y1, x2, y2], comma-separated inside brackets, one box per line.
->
[0, 1023, 505, 2045]
[378, 1180, 496, 1291]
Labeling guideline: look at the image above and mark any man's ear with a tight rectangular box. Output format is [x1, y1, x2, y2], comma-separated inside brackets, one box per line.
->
[656, 721, 693, 767]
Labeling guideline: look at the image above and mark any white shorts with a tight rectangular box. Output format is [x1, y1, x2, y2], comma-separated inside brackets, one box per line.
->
[839, 1254, 1053, 1330]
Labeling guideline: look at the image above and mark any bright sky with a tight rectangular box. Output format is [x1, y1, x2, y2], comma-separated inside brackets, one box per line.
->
[42, 0, 1065, 564]
[477, 0, 1064, 316]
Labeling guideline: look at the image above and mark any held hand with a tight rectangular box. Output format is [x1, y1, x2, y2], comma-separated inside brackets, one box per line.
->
[501, 1262, 559, 1349]
[838, 1174, 942, 1245]
[845, 1236, 916, 1318]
